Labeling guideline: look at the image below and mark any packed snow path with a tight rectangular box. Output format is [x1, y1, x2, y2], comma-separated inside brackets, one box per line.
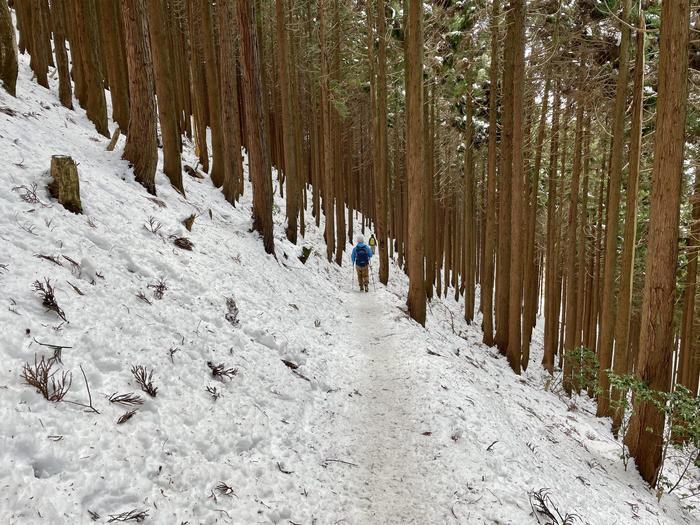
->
[327, 290, 433, 523]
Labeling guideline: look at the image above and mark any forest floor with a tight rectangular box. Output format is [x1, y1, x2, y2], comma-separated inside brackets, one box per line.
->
[1, 39, 699, 525]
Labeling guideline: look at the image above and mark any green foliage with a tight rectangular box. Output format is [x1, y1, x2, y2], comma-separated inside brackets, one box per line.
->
[608, 371, 700, 493]
[564, 346, 602, 394]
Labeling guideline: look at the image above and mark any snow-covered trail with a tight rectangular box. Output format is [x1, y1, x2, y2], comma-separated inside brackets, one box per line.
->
[343, 289, 430, 523]
[307, 285, 458, 524]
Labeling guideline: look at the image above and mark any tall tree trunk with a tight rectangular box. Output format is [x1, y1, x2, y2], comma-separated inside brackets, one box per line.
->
[543, 82, 561, 373]
[318, 0, 335, 262]
[237, 0, 275, 253]
[626, 0, 689, 486]
[217, 0, 242, 204]
[376, 0, 390, 284]
[333, 0, 345, 265]
[496, 0, 515, 356]
[101, 0, 129, 129]
[612, 12, 645, 435]
[597, 0, 632, 417]
[199, 0, 225, 188]
[406, 0, 425, 325]
[145, 0, 183, 194]
[464, 84, 475, 323]
[74, 0, 108, 136]
[0, 0, 18, 97]
[276, 0, 297, 242]
[522, 68, 551, 364]
[481, 0, 500, 346]
[678, 163, 700, 392]
[122, 0, 157, 194]
[49, 0, 73, 109]
[563, 63, 586, 393]
[29, 0, 48, 88]
[506, 0, 525, 374]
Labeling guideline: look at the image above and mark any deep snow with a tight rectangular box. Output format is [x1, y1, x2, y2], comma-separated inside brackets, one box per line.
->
[1, 43, 698, 525]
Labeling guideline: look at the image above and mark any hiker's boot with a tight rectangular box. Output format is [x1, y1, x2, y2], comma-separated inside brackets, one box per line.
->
[365, 283, 369, 292]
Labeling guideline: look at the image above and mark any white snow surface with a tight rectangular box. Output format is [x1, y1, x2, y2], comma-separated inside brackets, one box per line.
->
[1, 48, 699, 525]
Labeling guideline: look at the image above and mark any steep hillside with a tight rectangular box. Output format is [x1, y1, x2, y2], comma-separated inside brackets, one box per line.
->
[0, 50, 697, 524]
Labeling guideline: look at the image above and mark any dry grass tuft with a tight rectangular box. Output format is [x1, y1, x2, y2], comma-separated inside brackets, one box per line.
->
[172, 236, 194, 250]
[107, 509, 148, 522]
[147, 278, 167, 300]
[131, 365, 158, 397]
[117, 409, 138, 424]
[33, 278, 68, 322]
[108, 392, 144, 406]
[207, 361, 238, 380]
[21, 355, 72, 401]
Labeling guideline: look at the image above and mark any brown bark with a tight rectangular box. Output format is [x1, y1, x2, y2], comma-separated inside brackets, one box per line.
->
[678, 164, 700, 392]
[496, 0, 515, 356]
[319, 0, 335, 262]
[217, 0, 242, 204]
[49, 0, 73, 109]
[626, 0, 689, 486]
[237, 0, 275, 254]
[406, 0, 425, 326]
[563, 64, 586, 393]
[122, 0, 158, 194]
[543, 82, 561, 373]
[612, 12, 645, 435]
[522, 68, 551, 364]
[199, 0, 225, 188]
[0, 0, 18, 97]
[481, 0, 500, 346]
[506, 0, 525, 374]
[276, 0, 297, 242]
[76, 0, 108, 136]
[597, 0, 632, 417]
[376, 0, 389, 284]
[145, 0, 183, 194]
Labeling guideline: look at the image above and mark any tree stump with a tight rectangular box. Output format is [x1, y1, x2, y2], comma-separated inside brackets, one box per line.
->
[49, 156, 82, 214]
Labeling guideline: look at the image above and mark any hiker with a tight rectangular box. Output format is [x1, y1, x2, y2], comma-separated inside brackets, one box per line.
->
[351, 235, 373, 292]
[368, 233, 377, 253]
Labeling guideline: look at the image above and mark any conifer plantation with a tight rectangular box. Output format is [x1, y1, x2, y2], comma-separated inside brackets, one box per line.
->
[2, 0, 699, 495]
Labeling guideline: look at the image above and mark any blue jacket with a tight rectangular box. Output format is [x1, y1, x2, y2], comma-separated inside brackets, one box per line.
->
[351, 243, 373, 265]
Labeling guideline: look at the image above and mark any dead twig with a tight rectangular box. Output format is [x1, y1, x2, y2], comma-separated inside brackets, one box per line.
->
[32, 338, 72, 364]
[117, 409, 137, 424]
[136, 291, 152, 305]
[67, 281, 84, 295]
[34, 253, 63, 266]
[277, 462, 293, 474]
[63, 365, 100, 413]
[322, 458, 358, 468]
[107, 509, 148, 522]
[12, 183, 41, 204]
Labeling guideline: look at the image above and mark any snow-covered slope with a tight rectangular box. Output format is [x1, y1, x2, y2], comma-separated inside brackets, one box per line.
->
[0, 52, 697, 525]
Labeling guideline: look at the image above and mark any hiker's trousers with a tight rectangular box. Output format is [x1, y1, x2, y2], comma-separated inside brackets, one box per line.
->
[356, 265, 369, 288]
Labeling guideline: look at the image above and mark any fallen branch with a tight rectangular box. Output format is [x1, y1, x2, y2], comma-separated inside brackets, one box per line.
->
[33, 337, 72, 363]
[277, 462, 293, 474]
[322, 458, 358, 468]
[63, 365, 100, 414]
